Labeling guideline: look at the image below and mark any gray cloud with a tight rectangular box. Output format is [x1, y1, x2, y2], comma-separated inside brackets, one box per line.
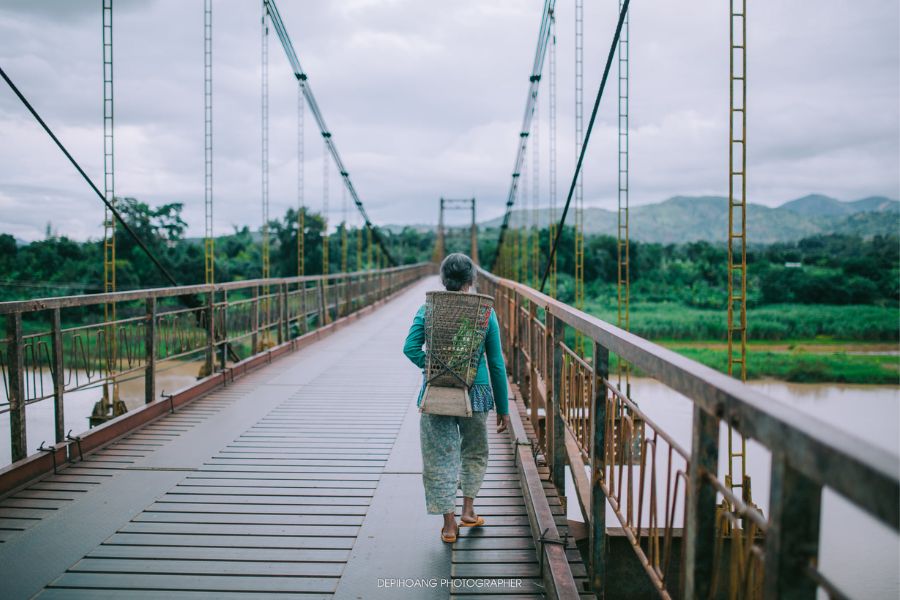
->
[1, 0, 897, 241]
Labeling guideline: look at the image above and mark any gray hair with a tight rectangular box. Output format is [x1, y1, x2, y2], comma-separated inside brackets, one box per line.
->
[440, 253, 476, 291]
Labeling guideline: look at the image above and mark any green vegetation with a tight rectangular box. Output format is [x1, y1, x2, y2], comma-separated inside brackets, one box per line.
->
[2, 200, 898, 384]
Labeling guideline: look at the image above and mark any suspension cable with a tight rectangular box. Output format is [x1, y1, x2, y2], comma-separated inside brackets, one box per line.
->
[539, 0, 631, 293]
[0, 66, 179, 287]
[263, 0, 396, 265]
[489, 0, 556, 270]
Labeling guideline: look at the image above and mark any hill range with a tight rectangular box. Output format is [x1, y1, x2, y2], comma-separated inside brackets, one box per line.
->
[465, 194, 899, 244]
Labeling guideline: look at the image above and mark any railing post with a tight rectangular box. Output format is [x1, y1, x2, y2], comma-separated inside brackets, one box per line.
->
[219, 290, 228, 369]
[299, 282, 309, 334]
[50, 308, 65, 443]
[251, 285, 259, 352]
[344, 274, 352, 316]
[145, 297, 157, 405]
[317, 279, 327, 326]
[591, 340, 610, 596]
[763, 454, 822, 599]
[549, 314, 566, 493]
[684, 406, 720, 599]
[6, 312, 27, 461]
[278, 282, 286, 344]
[205, 291, 215, 376]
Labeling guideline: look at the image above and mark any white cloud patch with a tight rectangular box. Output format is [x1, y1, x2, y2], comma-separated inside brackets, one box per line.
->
[0, 0, 897, 242]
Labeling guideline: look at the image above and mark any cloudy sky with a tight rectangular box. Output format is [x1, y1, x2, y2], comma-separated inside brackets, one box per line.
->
[0, 0, 897, 241]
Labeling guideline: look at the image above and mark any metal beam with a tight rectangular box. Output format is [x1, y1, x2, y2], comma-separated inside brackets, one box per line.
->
[263, 0, 396, 266]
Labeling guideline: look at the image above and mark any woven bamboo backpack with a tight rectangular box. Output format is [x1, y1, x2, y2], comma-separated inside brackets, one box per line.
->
[420, 291, 494, 417]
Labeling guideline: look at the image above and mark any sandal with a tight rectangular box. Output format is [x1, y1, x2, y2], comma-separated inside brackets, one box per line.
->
[460, 515, 485, 528]
[441, 527, 457, 543]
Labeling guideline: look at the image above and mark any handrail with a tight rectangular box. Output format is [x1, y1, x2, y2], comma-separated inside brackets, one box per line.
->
[0, 264, 432, 473]
[477, 266, 899, 599]
[0, 263, 426, 315]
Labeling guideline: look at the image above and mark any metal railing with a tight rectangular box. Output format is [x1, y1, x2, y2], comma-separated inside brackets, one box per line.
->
[0, 264, 430, 467]
[478, 268, 899, 599]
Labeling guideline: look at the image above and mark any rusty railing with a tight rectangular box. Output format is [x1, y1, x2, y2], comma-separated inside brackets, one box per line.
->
[478, 268, 898, 599]
[0, 264, 431, 472]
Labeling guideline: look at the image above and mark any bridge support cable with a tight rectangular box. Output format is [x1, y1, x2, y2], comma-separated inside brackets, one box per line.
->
[726, 0, 753, 509]
[520, 140, 528, 283]
[204, 0, 214, 284]
[434, 198, 445, 263]
[538, 0, 630, 294]
[259, 3, 272, 347]
[573, 0, 585, 356]
[297, 72, 305, 276]
[263, 0, 396, 266]
[548, 12, 558, 298]
[0, 67, 179, 288]
[488, 0, 555, 271]
[341, 177, 349, 276]
[616, 0, 631, 397]
[322, 135, 330, 278]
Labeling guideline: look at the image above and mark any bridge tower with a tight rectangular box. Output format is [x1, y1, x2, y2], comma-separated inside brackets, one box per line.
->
[433, 198, 478, 265]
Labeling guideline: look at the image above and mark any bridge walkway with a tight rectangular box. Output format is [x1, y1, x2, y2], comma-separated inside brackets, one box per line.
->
[0, 276, 588, 600]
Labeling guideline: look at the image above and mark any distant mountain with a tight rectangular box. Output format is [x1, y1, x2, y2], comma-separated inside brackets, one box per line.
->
[476, 194, 899, 244]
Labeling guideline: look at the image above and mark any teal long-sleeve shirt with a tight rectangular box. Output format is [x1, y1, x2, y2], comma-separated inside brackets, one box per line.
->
[403, 304, 509, 415]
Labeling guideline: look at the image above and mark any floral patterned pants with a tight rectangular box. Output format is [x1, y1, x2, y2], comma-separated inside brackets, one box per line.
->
[419, 411, 490, 515]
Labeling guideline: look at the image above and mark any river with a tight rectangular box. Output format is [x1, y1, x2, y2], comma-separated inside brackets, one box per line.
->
[0, 359, 203, 467]
[563, 378, 900, 599]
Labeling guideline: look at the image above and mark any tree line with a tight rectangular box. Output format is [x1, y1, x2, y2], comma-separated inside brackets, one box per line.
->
[2, 200, 897, 309]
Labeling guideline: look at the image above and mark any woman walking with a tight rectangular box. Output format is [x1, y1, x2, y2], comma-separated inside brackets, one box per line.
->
[403, 253, 510, 543]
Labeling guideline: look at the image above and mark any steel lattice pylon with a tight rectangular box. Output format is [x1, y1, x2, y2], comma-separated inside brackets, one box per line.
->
[203, 0, 214, 284]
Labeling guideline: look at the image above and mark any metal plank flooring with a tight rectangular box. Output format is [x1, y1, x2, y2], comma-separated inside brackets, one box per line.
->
[1, 276, 588, 599]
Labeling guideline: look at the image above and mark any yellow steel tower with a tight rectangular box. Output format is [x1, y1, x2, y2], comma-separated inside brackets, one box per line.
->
[727, 0, 751, 503]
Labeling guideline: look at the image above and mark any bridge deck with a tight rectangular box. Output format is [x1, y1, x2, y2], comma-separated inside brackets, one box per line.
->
[0, 277, 587, 599]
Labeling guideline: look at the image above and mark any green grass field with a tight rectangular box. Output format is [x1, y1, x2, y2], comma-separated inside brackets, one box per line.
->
[585, 301, 899, 384]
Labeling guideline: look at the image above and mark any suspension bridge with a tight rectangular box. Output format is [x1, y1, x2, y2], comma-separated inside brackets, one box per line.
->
[0, 1, 897, 599]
